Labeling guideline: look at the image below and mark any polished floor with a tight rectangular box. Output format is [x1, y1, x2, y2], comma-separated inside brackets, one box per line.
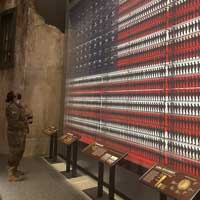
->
[0, 155, 174, 200]
[0, 155, 89, 200]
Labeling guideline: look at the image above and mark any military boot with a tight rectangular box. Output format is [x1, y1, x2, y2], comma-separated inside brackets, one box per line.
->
[8, 166, 24, 182]
[8, 175, 24, 182]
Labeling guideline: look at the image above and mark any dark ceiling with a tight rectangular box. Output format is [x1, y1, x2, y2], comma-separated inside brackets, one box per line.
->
[35, 0, 66, 32]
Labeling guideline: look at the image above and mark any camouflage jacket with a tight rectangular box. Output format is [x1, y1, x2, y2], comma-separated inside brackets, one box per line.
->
[6, 102, 28, 131]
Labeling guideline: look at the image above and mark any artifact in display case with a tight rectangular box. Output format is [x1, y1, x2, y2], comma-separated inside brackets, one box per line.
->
[43, 126, 58, 136]
[59, 132, 80, 146]
[140, 165, 200, 200]
[60, 132, 80, 177]
[82, 142, 127, 167]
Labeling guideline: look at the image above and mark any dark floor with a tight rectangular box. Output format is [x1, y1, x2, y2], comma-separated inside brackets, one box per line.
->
[59, 142, 174, 200]
[0, 155, 89, 200]
[77, 152, 160, 200]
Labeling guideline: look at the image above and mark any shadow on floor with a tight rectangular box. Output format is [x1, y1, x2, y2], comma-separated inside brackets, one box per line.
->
[0, 155, 89, 200]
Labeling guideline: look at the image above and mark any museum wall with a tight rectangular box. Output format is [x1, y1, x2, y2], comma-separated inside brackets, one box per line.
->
[0, 0, 17, 155]
[0, 0, 64, 156]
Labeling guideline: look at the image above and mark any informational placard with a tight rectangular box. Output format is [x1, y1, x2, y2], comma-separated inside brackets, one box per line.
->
[59, 133, 80, 145]
[43, 126, 58, 136]
[140, 165, 200, 200]
[82, 142, 128, 167]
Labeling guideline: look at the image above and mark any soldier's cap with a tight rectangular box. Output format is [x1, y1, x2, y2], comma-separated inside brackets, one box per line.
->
[6, 91, 16, 103]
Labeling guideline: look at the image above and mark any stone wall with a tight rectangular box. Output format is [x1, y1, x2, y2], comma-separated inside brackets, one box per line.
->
[0, 0, 65, 156]
[0, 0, 16, 11]
[0, 0, 17, 154]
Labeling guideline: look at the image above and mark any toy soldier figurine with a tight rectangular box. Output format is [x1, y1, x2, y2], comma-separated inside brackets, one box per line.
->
[5, 91, 30, 182]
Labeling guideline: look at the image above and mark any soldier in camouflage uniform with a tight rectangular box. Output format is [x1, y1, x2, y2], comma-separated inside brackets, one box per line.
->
[6, 91, 29, 182]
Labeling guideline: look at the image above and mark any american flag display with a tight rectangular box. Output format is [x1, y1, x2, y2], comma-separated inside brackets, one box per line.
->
[64, 0, 200, 177]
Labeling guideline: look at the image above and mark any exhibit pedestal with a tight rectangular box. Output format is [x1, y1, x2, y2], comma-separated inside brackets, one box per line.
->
[43, 126, 58, 163]
[109, 165, 116, 200]
[60, 133, 80, 178]
[82, 142, 128, 200]
[98, 162, 104, 197]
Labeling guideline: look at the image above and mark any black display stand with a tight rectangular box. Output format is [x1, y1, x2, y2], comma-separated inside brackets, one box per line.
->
[43, 126, 59, 163]
[140, 165, 200, 200]
[97, 161, 104, 197]
[109, 165, 116, 200]
[95, 162, 117, 200]
[82, 142, 128, 200]
[160, 192, 167, 200]
[60, 133, 80, 178]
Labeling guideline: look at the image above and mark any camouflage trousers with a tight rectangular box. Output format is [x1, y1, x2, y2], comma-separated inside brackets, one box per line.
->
[7, 130, 26, 176]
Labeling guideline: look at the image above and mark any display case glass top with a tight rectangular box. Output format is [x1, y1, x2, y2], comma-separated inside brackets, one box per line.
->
[43, 126, 58, 136]
[82, 142, 128, 167]
[140, 165, 200, 200]
[59, 133, 80, 145]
